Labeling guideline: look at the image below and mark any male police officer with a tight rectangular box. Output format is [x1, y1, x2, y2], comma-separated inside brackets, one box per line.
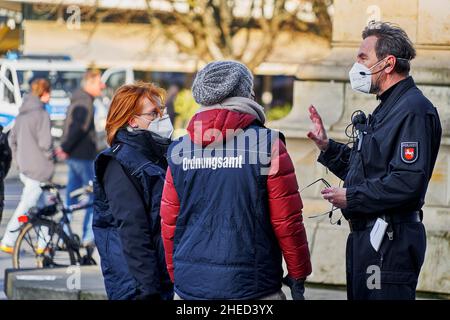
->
[307, 21, 442, 300]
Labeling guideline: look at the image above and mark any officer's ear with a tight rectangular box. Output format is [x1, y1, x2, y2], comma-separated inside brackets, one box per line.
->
[385, 55, 396, 74]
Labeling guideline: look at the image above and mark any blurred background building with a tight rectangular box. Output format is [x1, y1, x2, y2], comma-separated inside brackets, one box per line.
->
[0, 0, 334, 121]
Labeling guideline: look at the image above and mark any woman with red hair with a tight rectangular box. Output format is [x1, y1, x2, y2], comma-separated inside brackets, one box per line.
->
[93, 82, 174, 300]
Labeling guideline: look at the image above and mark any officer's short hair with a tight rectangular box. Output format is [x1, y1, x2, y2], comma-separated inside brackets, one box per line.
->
[362, 21, 416, 75]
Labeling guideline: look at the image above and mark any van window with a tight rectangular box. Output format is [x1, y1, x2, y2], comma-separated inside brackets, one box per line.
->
[104, 71, 126, 100]
[17, 70, 83, 97]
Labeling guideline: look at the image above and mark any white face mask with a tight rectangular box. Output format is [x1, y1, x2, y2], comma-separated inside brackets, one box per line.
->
[147, 113, 174, 139]
[348, 58, 387, 94]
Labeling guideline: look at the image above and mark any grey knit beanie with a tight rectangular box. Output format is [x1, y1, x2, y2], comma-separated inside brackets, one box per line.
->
[192, 60, 254, 106]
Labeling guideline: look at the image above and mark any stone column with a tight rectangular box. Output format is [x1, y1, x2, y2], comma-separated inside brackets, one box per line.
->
[271, 0, 450, 295]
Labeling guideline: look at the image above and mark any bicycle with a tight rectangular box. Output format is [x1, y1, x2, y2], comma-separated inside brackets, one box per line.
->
[12, 182, 96, 269]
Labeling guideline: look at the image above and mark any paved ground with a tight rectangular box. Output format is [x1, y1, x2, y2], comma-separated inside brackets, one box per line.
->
[4, 265, 350, 300]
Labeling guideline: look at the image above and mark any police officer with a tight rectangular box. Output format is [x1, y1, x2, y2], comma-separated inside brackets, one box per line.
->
[307, 21, 442, 300]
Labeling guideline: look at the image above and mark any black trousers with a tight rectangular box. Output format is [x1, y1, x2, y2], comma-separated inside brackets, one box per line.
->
[346, 221, 426, 300]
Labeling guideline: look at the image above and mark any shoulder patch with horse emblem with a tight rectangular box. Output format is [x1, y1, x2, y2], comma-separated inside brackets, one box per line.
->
[401, 142, 418, 164]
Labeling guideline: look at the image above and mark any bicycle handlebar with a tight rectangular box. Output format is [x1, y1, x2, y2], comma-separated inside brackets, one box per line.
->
[40, 182, 65, 191]
[68, 201, 93, 213]
[69, 185, 94, 199]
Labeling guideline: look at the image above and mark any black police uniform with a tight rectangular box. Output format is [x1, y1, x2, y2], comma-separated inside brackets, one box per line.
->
[318, 76, 442, 300]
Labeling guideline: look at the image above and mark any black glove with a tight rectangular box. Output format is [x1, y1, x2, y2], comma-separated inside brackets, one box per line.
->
[134, 288, 162, 300]
[283, 275, 305, 300]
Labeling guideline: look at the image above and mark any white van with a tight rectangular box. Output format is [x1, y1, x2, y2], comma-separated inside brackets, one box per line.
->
[0, 53, 134, 148]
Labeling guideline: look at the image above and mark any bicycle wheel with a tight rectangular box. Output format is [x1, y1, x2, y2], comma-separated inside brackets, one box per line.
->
[13, 219, 77, 269]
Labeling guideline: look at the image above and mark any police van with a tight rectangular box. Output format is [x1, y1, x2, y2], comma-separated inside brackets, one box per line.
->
[0, 53, 134, 148]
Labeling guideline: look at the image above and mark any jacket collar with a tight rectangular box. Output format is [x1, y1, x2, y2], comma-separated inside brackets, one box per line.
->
[187, 109, 257, 147]
[113, 128, 169, 168]
[19, 94, 44, 114]
[372, 76, 416, 126]
[72, 88, 95, 104]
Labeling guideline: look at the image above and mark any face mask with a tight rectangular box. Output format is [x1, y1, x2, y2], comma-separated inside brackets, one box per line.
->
[348, 58, 387, 94]
[147, 113, 174, 139]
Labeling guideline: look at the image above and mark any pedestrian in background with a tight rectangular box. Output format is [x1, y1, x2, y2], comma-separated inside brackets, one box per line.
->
[93, 82, 174, 300]
[165, 83, 180, 124]
[1, 79, 54, 253]
[56, 69, 105, 248]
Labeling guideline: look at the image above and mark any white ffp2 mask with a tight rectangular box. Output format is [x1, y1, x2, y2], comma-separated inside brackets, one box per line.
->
[348, 58, 389, 94]
[147, 113, 174, 139]
[349, 62, 372, 94]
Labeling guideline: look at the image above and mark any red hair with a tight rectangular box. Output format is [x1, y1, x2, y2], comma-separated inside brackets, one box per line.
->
[105, 82, 166, 146]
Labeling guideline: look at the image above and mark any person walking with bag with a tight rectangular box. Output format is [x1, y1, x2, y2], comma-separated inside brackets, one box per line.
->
[1, 79, 54, 253]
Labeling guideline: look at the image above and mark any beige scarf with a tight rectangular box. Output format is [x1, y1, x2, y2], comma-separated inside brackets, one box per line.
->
[196, 97, 266, 124]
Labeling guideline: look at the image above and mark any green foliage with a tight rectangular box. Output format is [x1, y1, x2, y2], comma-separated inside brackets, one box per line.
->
[171, 91, 292, 137]
[174, 89, 199, 129]
[266, 103, 292, 121]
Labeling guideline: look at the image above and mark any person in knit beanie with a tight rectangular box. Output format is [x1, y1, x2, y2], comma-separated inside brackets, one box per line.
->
[160, 60, 312, 300]
[190, 60, 266, 126]
[191, 60, 254, 106]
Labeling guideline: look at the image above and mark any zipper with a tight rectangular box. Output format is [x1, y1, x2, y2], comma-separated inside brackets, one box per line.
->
[387, 230, 394, 241]
[387, 223, 394, 241]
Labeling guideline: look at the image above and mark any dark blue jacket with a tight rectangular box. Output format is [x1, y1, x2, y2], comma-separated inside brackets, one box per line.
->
[319, 76, 442, 220]
[93, 129, 173, 300]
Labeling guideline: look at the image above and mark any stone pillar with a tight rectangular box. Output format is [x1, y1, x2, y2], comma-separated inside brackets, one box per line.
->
[271, 0, 450, 295]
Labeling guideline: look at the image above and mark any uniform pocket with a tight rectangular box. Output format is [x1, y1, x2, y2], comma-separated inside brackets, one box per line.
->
[369, 270, 418, 300]
[404, 222, 427, 274]
[371, 223, 424, 299]
[380, 270, 417, 285]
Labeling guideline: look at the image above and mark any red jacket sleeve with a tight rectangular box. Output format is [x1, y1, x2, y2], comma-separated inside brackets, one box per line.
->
[267, 139, 312, 280]
[160, 167, 180, 282]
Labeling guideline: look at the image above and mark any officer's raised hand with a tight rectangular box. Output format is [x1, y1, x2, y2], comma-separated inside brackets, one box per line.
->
[307, 105, 329, 151]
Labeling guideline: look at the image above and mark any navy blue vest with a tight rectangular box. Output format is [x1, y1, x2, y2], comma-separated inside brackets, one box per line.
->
[168, 124, 284, 299]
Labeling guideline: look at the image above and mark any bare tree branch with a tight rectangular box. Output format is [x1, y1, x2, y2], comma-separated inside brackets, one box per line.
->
[245, 0, 286, 70]
[235, 0, 256, 60]
[145, 0, 194, 54]
[71, 0, 332, 71]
